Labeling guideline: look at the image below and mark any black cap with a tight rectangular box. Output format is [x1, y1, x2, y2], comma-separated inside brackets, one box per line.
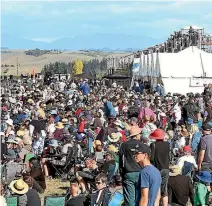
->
[131, 143, 151, 155]
[195, 93, 201, 98]
[202, 123, 212, 131]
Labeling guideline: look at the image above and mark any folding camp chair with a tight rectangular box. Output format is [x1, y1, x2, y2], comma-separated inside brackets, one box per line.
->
[6, 196, 18, 206]
[109, 191, 124, 206]
[44, 196, 66, 206]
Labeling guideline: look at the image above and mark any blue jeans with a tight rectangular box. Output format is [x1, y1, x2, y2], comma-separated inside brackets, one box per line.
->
[123, 172, 140, 206]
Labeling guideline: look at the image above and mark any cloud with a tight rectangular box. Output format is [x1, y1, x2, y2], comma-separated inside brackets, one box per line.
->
[31, 37, 59, 43]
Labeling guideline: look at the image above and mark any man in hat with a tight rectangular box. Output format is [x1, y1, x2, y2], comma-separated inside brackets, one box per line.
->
[198, 123, 212, 172]
[119, 126, 143, 206]
[168, 165, 194, 206]
[133, 143, 161, 206]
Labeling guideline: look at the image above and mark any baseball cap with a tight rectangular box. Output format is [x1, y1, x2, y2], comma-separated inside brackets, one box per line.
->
[202, 123, 212, 131]
[183, 145, 192, 153]
[131, 143, 151, 155]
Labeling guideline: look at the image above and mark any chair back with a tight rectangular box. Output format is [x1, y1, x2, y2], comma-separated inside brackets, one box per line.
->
[44, 196, 66, 206]
[6, 196, 18, 206]
[109, 191, 124, 206]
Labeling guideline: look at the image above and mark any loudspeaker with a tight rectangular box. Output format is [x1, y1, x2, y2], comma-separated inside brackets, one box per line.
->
[10, 75, 13, 80]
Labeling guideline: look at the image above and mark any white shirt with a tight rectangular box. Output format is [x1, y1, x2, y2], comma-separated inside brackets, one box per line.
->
[171, 104, 181, 123]
[59, 81, 66, 91]
[71, 82, 77, 89]
[176, 137, 186, 149]
[177, 155, 197, 169]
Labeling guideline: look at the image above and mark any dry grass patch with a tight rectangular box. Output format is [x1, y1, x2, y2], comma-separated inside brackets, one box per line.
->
[40, 179, 69, 206]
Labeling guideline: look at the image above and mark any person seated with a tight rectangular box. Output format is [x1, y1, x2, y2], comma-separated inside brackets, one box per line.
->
[26, 157, 46, 193]
[41, 139, 63, 177]
[65, 178, 87, 206]
[9, 179, 29, 206]
[23, 175, 41, 206]
[91, 173, 111, 206]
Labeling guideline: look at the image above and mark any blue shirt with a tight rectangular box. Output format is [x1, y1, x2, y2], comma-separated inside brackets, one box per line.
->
[137, 165, 161, 206]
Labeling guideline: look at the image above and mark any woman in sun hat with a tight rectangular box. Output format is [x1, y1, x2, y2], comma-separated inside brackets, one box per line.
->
[5, 119, 14, 137]
[54, 122, 65, 141]
[108, 132, 122, 143]
[9, 179, 29, 206]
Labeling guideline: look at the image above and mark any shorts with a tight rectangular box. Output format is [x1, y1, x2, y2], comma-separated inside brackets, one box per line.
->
[160, 169, 169, 197]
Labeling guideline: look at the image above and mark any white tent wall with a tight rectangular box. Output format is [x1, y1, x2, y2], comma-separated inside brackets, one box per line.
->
[162, 78, 205, 94]
[157, 46, 212, 94]
[158, 53, 180, 77]
[201, 52, 212, 77]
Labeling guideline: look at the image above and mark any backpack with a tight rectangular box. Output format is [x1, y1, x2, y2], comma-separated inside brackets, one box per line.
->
[194, 182, 209, 206]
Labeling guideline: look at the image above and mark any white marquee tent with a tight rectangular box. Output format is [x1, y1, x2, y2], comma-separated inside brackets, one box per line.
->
[134, 46, 212, 94]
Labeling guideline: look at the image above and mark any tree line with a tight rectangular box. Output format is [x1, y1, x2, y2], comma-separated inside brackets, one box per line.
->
[25, 48, 62, 57]
[41, 58, 109, 78]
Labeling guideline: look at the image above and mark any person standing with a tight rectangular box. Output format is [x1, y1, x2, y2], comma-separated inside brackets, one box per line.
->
[102, 96, 116, 118]
[149, 129, 170, 206]
[198, 123, 212, 172]
[133, 143, 161, 206]
[119, 126, 143, 206]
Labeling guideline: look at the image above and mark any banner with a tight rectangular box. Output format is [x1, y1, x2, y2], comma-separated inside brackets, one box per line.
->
[132, 58, 140, 74]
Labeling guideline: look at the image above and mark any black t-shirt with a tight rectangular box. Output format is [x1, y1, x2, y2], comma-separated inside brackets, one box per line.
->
[66, 195, 87, 206]
[26, 189, 41, 206]
[150, 141, 170, 170]
[30, 120, 46, 134]
[119, 139, 143, 173]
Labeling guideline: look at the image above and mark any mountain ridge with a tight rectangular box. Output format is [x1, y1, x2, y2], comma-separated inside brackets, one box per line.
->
[1, 33, 166, 51]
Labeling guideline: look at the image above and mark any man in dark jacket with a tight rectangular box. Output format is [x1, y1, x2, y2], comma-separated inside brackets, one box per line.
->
[182, 96, 200, 123]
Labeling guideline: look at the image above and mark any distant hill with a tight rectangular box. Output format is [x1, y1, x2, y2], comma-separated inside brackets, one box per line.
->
[1, 33, 165, 51]
[1, 50, 131, 75]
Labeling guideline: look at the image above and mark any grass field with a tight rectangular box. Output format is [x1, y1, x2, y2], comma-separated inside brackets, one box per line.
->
[1, 50, 130, 75]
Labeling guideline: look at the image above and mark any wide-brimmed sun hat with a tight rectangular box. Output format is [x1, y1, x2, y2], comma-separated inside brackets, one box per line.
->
[128, 126, 142, 138]
[92, 140, 102, 149]
[196, 171, 212, 183]
[169, 165, 182, 176]
[62, 118, 69, 124]
[107, 144, 118, 153]
[55, 122, 64, 129]
[108, 132, 122, 143]
[149, 129, 165, 140]
[17, 130, 25, 137]
[9, 179, 29, 195]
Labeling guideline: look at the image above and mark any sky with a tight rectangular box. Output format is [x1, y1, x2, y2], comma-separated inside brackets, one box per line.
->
[1, 0, 212, 42]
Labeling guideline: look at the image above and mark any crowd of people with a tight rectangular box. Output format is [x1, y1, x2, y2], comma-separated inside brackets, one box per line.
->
[0, 76, 212, 206]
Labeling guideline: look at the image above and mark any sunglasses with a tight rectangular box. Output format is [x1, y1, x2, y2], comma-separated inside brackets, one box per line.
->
[95, 181, 102, 185]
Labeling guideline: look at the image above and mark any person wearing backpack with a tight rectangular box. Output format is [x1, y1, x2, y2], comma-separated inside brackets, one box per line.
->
[194, 171, 212, 206]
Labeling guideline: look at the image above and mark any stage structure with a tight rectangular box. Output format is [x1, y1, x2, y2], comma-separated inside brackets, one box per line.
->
[114, 25, 212, 93]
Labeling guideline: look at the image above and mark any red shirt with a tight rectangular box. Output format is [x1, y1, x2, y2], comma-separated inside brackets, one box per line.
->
[78, 120, 87, 133]
[75, 108, 82, 117]
[120, 130, 127, 142]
